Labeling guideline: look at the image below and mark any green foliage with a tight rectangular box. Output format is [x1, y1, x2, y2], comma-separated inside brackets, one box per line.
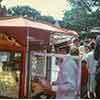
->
[63, 7, 89, 31]
[8, 6, 41, 19]
[8, 6, 55, 24]
[40, 15, 55, 24]
[61, 0, 100, 38]
[67, 0, 100, 12]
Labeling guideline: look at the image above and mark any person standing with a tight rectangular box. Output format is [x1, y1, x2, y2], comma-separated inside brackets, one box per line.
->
[94, 35, 100, 98]
[56, 47, 81, 99]
[82, 42, 97, 98]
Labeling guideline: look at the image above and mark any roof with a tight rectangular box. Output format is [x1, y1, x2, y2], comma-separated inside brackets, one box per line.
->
[0, 16, 78, 35]
[0, 17, 62, 32]
[0, 16, 78, 48]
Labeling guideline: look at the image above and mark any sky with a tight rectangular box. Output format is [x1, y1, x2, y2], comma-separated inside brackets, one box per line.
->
[1, 0, 70, 19]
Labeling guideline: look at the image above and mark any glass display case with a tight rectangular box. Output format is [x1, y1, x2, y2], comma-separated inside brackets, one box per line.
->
[31, 55, 46, 79]
[29, 52, 56, 99]
[0, 51, 22, 98]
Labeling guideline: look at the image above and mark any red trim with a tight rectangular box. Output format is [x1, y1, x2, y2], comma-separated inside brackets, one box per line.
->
[20, 47, 26, 98]
[0, 43, 22, 51]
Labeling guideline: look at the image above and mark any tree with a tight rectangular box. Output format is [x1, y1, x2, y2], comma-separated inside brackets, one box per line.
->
[61, 0, 100, 38]
[40, 15, 55, 24]
[63, 7, 89, 31]
[8, 6, 55, 24]
[68, 0, 100, 12]
[8, 6, 41, 20]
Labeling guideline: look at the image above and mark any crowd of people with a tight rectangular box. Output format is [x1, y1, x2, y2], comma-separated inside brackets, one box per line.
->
[56, 35, 100, 99]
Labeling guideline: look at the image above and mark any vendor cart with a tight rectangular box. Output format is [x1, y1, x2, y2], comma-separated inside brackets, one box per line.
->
[0, 16, 78, 98]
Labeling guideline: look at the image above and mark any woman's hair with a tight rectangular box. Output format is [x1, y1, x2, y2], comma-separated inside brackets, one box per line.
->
[70, 46, 79, 56]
